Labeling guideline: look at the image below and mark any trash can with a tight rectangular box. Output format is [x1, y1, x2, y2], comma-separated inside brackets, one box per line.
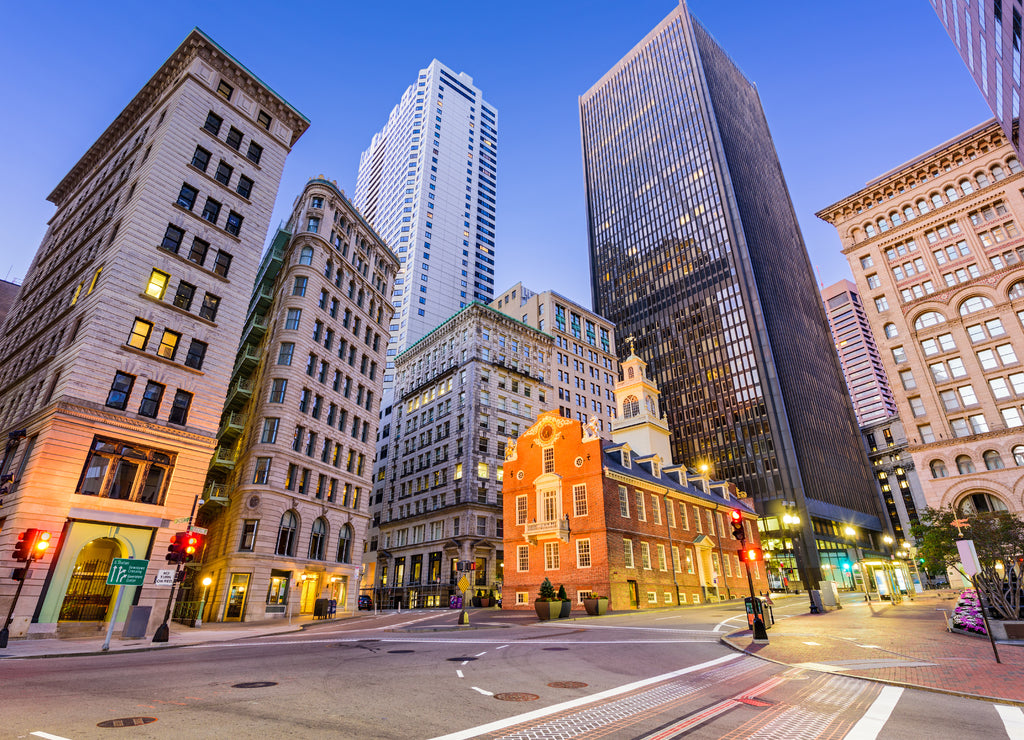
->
[313, 598, 329, 619]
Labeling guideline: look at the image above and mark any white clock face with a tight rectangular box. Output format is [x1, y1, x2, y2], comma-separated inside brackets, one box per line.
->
[574, 456, 584, 468]
[516, 470, 525, 480]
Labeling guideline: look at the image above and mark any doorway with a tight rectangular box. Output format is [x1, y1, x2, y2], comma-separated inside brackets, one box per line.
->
[224, 573, 250, 621]
[627, 580, 639, 608]
[59, 538, 121, 622]
[300, 576, 319, 613]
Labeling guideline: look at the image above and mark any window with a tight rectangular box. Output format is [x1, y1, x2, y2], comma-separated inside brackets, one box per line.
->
[956, 455, 976, 474]
[144, 269, 170, 301]
[237, 175, 254, 199]
[225, 211, 243, 236]
[257, 110, 273, 130]
[543, 446, 554, 473]
[908, 397, 926, 417]
[214, 160, 233, 186]
[160, 224, 185, 254]
[168, 390, 192, 425]
[960, 295, 995, 315]
[184, 339, 207, 370]
[293, 276, 308, 296]
[199, 293, 220, 321]
[176, 183, 198, 210]
[623, 539, 635, 568]
[285, 308, 302, 330]
[191, 146, 211, 171]
[308, 517, 327, 560]
[226, 126, 243, 150]
[516, 494, 528, 525]
[874, 296, 889, 312]
[76, 437, 174, 505]
[984, 450, 1005, 470]
[517, 544, 529, 572]
[276, 510, 298, 556]
[640, 542, 652, 569]
[884, 323, 898, 338]
[156, 329, 180, 360]
[269, 378, 287, 403]
[892, 346, 907, 363]
[126, 318, 152, 350]
[188, 238, 209, 266]
[618, 485, 629, 517]
[573, 483, 588, 517]
[656, 544, 668, 571]
[253, 457, 271, 484]
[261, 417, 280, 444]
[918, 424, 935, 443]
[635, 491, 646, 521]
[136, 381, 164, 418]
[576, 539, 592, 568]
[213, 250, 232, 277]
[201, 197, 221, 224]
[299, 246, 314, 266]
[930, 459, 948, 478]
[239, 520, 258, 551]
[105, 372, 135, 410]
[247, 141, 263, 165]
[204, 111, 223, 135]
[544, 541, 559, 570]
[173, 281, 196, 310]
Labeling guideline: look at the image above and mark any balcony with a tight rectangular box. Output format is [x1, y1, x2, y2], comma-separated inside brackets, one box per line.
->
[525, 517, 570, 544]
[218, 411, 246, 441]
[233, 344, 262, 374]
[203, 482, 230, 506]
[225, 377, 253, 409]
[254, 281, 275, 310]
[209, 446, 236, 472]
[240, 313, 269, 346]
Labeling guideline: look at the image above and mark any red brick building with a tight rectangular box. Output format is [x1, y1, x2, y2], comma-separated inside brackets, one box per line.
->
[501, 350, 762, 610]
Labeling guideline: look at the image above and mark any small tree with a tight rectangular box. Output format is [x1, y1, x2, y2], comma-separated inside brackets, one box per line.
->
[911, 506, 1024, 575]
[538, 577, 556, 601]
[557, 584, 569, 601]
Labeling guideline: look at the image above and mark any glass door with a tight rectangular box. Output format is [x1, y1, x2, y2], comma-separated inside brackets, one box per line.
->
[223, 573, 250, 621]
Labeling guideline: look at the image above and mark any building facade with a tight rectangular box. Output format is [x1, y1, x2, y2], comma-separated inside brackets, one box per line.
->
[189, 179, 397, 622]
[491, 283, 618, 435]
[932, 0, 1024, 155]
[363, 303, 553, 607]
[818, 120, 1024, 519]
[0, 29, 307, 638]
[501, 351, 761, 611]
[0, 279, 19, 328]
[354, 60, 499, 365]
[580, 1, 883, 584]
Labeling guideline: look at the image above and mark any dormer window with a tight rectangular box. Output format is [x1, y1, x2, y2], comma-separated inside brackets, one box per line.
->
[622, 449, 631, 468]
[652, 460, 660, 477]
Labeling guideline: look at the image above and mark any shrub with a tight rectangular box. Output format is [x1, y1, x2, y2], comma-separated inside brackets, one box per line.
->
[538, 577, 556, 601]
[557, 584, 568, 601]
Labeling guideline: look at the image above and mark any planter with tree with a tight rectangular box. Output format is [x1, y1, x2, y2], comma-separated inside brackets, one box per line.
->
[557, 584, 572, 618]
[583, 594, 609, 616]
[534, 577, 560, 621]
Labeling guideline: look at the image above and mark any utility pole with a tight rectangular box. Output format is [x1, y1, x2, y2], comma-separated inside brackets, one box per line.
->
[153, 495, 198, 643]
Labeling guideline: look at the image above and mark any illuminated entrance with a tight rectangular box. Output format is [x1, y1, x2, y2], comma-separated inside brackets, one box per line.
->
[58, 538, 121, 622]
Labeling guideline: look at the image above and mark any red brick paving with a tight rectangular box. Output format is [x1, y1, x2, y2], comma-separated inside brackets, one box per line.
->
[723, 592, 1024, 704]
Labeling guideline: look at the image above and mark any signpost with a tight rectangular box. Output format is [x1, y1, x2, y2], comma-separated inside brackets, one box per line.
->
[155, 570, 175, 586]
[102, 558, 149, 652]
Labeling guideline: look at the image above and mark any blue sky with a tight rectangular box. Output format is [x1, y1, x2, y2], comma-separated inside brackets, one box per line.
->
[0, 1, 991, 310]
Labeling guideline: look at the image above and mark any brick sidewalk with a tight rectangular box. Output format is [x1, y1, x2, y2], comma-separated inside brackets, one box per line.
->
[724, 592, 1024, 704]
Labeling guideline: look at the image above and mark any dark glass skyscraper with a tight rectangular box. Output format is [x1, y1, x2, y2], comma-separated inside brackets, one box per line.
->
[580, 2, 883, 583]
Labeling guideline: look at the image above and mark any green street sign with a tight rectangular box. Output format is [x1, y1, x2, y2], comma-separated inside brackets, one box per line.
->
[106, 558, 149, 586]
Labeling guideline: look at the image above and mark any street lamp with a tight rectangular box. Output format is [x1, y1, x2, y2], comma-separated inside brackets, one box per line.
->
[845, 526, 870, 602]
[782, 510, 817, 613]
[196, 576, 213, 628]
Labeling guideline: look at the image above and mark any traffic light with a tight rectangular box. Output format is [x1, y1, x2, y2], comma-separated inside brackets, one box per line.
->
[12, 529, 38, 561]
[32, 531, 51, 560]
[741, 547, 762, 563]
[183, 532, 205, 563]
[166, 532, 185, 563]
[730, 510, 745, 542]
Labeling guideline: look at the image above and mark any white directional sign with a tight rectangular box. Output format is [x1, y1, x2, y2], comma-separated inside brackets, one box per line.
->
[155, 569, 176, 586]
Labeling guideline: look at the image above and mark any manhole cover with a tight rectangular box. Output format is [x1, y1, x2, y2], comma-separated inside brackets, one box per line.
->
[548, 681, 588, 689]
[232, 681, 278, 688]
[97, 717, 157, 728]
[542, 647, 569, 651]
[447, 657, 478, 662]
[388, 650, 415, 654]
[494, 692, 540, 702]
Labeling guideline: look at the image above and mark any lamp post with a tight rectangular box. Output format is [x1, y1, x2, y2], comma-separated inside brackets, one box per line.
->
[196, 576, 212, 628]
[783, 510, 817, 613]
[845, 526, 870, 602]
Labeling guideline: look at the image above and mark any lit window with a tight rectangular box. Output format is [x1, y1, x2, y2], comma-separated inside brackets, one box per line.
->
[156, 330, 180, 360]
[145, 270, 169, 300]
[126, 319, 153, 350]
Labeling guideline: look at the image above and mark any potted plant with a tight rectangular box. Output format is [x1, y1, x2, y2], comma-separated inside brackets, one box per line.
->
[557, 584, 572, 618]
[583, 593, 609, 616]
[478, 589, 491, 608]
[534, 577, 560, 621]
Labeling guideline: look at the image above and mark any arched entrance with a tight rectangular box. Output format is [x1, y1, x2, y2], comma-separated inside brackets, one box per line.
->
[58, 538, 121, 622]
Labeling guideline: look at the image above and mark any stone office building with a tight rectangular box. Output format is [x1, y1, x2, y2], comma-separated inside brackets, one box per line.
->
[191, 178, 397, 621]
[0, 29, 307, 638]
[364, 302, 554, 607]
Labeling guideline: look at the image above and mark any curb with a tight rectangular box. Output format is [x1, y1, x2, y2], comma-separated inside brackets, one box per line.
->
[718, 631, 1024, 708]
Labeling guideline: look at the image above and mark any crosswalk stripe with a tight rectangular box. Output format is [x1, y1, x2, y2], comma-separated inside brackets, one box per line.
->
[843, 685, 903, 739]
[995, 704, 1024, 740]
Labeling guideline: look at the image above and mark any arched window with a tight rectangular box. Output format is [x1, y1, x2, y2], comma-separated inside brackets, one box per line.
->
[357, 289, 364, 308]
[959, 295, 995, 315]
[1014, 445, 1024, 466]
[877, 218, 889, 233]
[903, 205, 916, 221]
[309, 517, 327, 560]
[931, 193, 944, 209]
[324, 259, 333, 279]
[958, 492, 1009, 516]
[956, 455, 976, 475]
[992, 165, 1007, 181]
[930, 459, 948, 478]
[984, 450, 1005, 470]
[914, 311, 947, 330]
[944, 186, 958, 202]
[337, 524, 353, 563]
[890, 212, 902, 226]
[916, 199, 930, 214]
[623, 395, 640, 418]
[1009, 281, 1024, 299]
[976, 172, 991, 188]
[276, 510, 298, 556]
[1009, 157, 1023, 174]
[299, 246, 314, 266]
[960, 179, 974, 195]
[884, 323, 899, 338]
[627, 366, 635, 379]
[865, 223, 877, 237]
[645, 396, 657, 416]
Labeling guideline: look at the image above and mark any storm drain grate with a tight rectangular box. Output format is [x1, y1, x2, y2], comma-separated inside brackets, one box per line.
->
[388, 650, 415, 654]
[232, 681, 278, 688]
[494, 692, 540, 702]
[447, 657, 478, 662]
[97, 717, 157, 728]
[548, 681, 588, 689]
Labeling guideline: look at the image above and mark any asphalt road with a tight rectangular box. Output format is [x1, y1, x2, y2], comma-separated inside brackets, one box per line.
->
[2, 599, 1021, 739]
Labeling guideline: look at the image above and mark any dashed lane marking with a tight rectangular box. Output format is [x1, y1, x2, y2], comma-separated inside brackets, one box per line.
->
[456, 670, 464, 678]
[803, 641, 820, 646]
[994, 704, 1024, 740]
[475, 651, 487, 657]
[31, 733, 73, 740]
[842, 685, 903, 739]
[471, 687, 494, 696]
[496, 645, 509, 650]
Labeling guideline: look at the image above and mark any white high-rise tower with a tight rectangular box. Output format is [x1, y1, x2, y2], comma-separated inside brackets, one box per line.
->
[354, 60, 498, 381]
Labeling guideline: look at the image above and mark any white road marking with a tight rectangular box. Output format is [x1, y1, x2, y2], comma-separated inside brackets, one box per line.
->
[427, 654, 741, 740]
[31, 732, 73, 740]
[456, 670, 464, 678]
[496, 645, 508, 650]
[573, 623, 718, 634]
[803, 641, 820, 646]
[995, 704, 1024, 740]
[714, 615, 746, 632]
[189, 637, 722, 648]
[474, 651, 487, 657]
[843, 685, 903, 739]
[471, 686, 493, 696]
[856, 644, 882, 649]
[461, 660, 469, 665]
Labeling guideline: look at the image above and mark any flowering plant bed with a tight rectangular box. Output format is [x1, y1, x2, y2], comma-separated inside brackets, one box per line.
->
[950, 589, 987, 636]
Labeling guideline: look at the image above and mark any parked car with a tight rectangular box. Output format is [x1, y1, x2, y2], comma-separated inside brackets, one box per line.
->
[358, 594, 373, 610]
